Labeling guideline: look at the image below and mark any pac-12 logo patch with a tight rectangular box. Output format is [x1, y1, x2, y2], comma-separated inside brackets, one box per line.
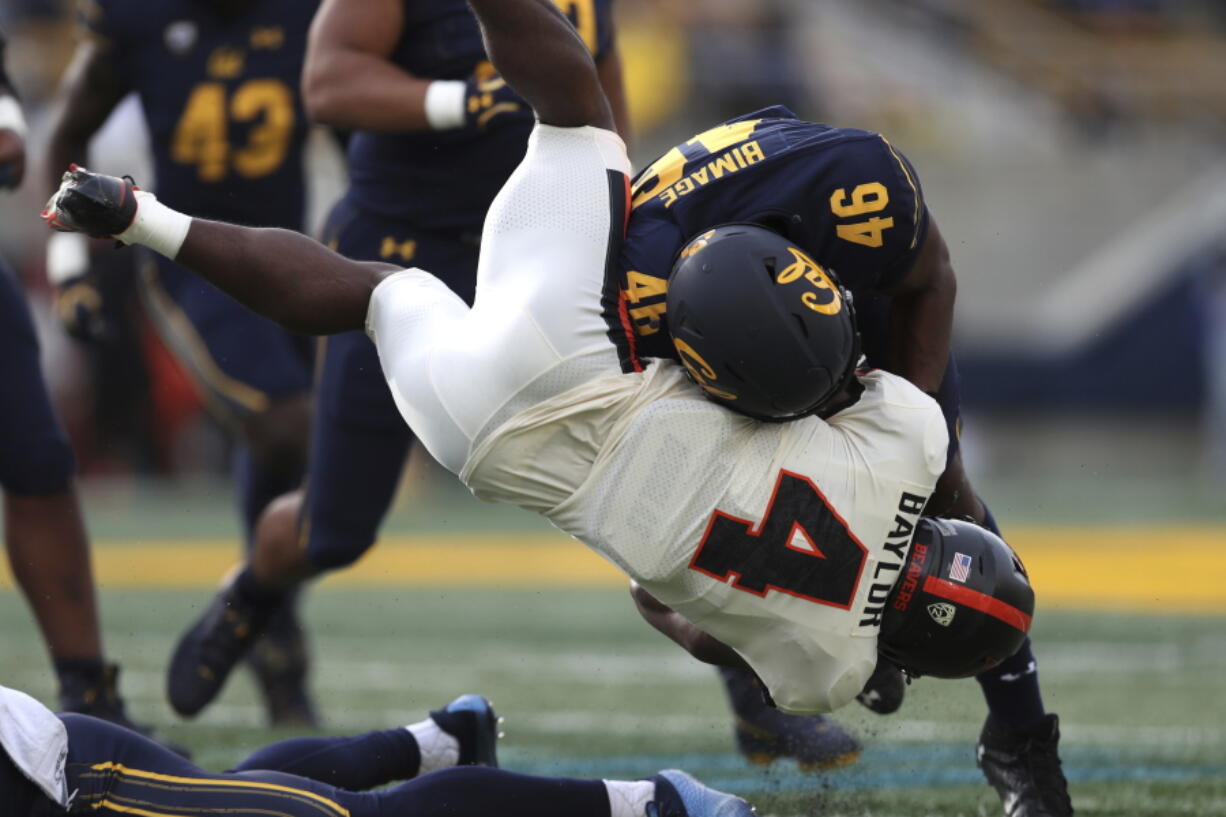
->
[927, 602, 956, 627]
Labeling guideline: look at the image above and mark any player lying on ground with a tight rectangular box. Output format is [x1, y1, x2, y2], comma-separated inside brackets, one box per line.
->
[42, 0, 1033, 715]
[0, 684, 747, 817]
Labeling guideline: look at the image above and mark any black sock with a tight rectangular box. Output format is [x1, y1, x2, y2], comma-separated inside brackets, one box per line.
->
[234, 565, 287, 607]
[977, 637, 1045, 729]
[230, 728, 421, 789]
[54, 657, 106, 685]
[377, 767, 610, 817]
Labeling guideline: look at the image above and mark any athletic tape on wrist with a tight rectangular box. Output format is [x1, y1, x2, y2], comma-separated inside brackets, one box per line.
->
[117, 191, 192, 258]
[424, 80, 466, 130]
[0, 96, 27, 139]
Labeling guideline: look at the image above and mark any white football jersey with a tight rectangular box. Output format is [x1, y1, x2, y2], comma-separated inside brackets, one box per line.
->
[464, 361, 948, 713]
[0, 685, 70, 806]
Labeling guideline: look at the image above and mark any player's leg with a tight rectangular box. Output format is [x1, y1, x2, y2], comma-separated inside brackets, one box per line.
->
[915, 356, 1071, 817]
[60, 712, 346, 817]
[0, 264, 181, 750]
[229, 694, 498, 789]
[368, 124, 632, 472]
[339, 766, 752, 817]
[141, 255, 316, 724]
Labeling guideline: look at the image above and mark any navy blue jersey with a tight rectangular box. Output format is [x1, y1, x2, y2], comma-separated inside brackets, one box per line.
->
[617, 107, 930, 363]
[81, 0, 316, 229]
[345, 0, 615, 230]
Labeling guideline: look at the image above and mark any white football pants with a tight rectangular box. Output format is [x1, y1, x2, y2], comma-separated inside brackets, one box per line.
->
[365, 124, 632, 474]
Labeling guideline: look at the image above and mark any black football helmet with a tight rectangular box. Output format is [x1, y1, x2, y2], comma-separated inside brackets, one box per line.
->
[666, 224, 860, 421]
[879, 518, 1035, 679]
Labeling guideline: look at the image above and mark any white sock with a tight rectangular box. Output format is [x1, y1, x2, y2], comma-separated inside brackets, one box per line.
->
[406, 718, 460, 775]
[604, 780, 656, 817]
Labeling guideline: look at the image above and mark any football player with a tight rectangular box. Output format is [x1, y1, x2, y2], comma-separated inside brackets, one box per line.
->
[43, 0, 1035, 760]
[165, 0, 866, 772]
[0, 28, 181, 754]
[43, 0, 321, 725]
[617, 108, 1070, 816]
[0, 683, 750, 817]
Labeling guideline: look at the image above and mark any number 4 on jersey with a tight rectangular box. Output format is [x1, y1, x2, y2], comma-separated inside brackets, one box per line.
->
[689, 470, 868, 609]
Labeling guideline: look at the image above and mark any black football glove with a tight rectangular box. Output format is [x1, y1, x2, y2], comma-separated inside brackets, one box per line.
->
[42, 164, 139, 238]
[463, 71, 532, 130]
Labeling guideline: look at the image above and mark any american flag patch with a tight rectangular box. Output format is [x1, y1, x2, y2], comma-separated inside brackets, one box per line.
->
[949, 552, 973, 583]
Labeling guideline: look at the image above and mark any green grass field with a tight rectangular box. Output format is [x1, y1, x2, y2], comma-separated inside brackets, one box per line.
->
[1, 479, 1224, 816]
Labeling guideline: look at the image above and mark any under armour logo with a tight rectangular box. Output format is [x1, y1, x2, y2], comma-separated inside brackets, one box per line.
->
[380, 237, 417, 262]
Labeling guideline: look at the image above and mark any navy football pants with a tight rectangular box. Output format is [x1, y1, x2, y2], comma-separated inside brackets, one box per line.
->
[302, 198, 480, 571]
[0, 262, 75, 494]
[61, 714, 609, 817]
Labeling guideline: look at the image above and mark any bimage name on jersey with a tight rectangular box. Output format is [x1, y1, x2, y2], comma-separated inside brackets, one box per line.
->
[858, 491, 927, 630]
[651, 140, 767, 209]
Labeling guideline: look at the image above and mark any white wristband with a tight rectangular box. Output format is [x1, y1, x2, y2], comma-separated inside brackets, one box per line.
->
[423, 80, 466, 130]
[116, 190, 192, 259]
[46, 232, 90, 285]
[0, 96, 26, 139]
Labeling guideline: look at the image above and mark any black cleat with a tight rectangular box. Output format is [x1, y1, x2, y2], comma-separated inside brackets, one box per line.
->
[167, 572, 275, 718]
[977, 713, 1074, 816]
[246, 602, 320, 728]
[855, 659, 906, 715]
[719, 666, 860, 771]
[648, 769, 756, 817]
[428, 694, 500, 768]
[60, 663, 192, 758]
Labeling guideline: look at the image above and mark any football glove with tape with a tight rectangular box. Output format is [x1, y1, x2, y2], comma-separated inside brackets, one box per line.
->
[42, 164, 139, 238]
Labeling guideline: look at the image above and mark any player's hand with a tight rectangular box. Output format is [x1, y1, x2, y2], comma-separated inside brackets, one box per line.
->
[463, 70, 531, 130]
[0, 128, 25, 189]
[46, 231, 115, 344]
[41, 164, 139, 238]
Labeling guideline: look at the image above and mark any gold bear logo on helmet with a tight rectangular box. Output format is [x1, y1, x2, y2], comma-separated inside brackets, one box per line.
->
[775, 247, 842, 316]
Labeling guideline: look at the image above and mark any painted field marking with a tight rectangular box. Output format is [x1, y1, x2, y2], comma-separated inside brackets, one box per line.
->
[0, 526, 1222, 613]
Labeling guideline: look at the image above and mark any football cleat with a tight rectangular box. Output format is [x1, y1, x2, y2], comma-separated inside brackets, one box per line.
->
[245, 603, 320, 728]
[720, 666, 860, 771]
[429, 694, 500, 768]
[855, 658, 906, 715]
[977, 714, 1073, 817]
[60, 663, 192, 758]
[42, 165, 139, 237]
[648, 770, 756, 817]
[166, 571, 276, 718]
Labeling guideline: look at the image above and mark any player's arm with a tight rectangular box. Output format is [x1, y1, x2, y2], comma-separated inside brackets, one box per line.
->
[467, 0, 614, 130]
[303, 0, 533, 133]
[629, 581, 750, 670]
[0, 31, 27, 189]
[43, 168, 396, 335]
[301, 0, 429, 130]
[43, 37, 126, 198]
[880, 217, 956, 394]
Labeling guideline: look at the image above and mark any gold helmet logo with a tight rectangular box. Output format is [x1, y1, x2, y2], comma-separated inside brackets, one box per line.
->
[678, 229, 716, 262]
[775, 247, 842, 316]
[673, 338, 737, 401]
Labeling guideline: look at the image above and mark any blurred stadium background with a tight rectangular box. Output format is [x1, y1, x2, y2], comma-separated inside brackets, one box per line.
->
[1, 1, 1224, 815]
